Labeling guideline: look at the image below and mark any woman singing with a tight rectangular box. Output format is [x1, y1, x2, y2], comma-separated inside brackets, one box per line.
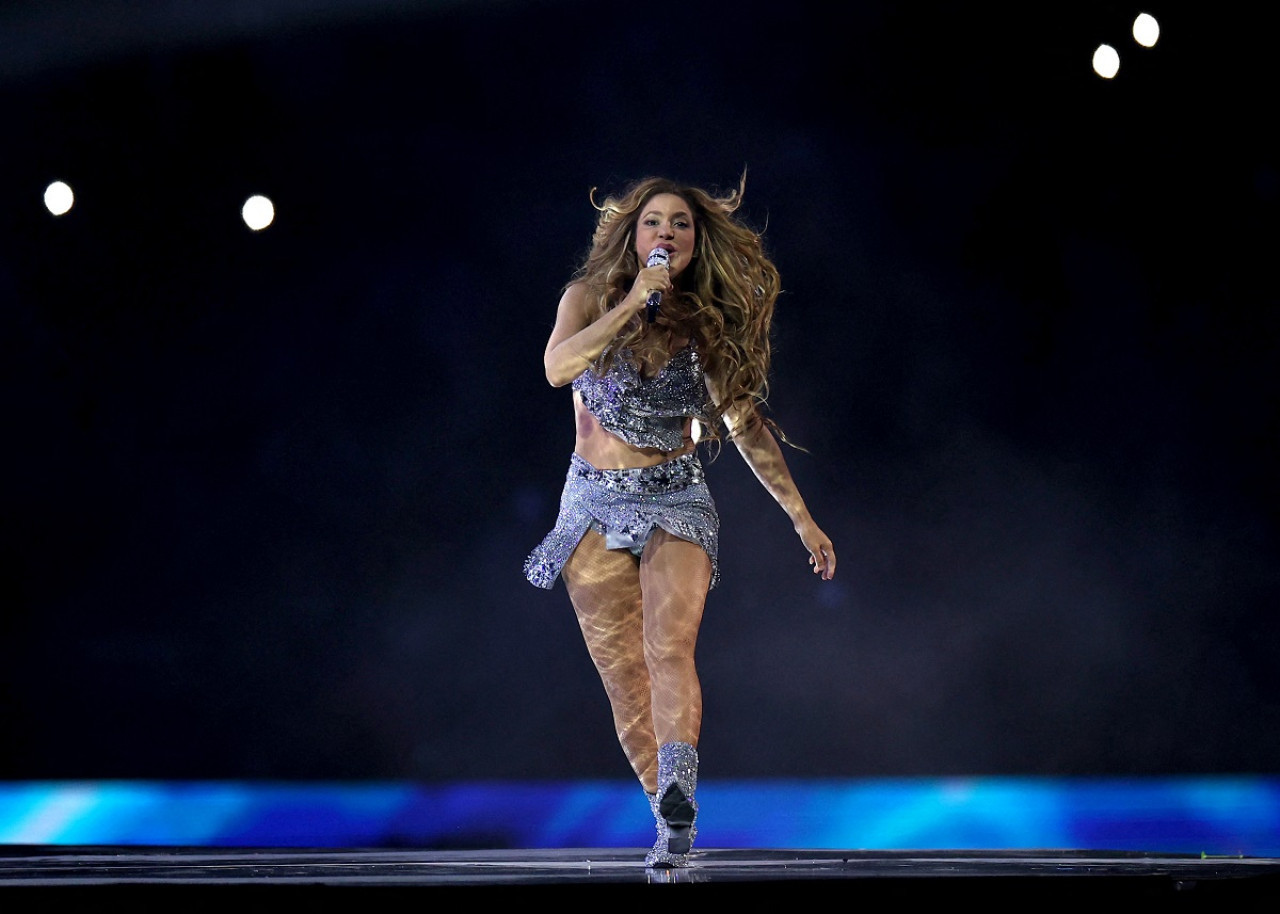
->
[524, 173, 836, 867]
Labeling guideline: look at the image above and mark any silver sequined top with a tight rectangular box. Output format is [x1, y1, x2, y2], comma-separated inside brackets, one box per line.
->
[573, 346, 712, 452]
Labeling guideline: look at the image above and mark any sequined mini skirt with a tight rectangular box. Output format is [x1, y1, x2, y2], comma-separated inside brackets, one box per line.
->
[523, 452, 720, 590]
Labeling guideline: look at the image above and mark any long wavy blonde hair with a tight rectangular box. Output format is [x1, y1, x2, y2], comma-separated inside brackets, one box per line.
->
[571, 172, 786, 446]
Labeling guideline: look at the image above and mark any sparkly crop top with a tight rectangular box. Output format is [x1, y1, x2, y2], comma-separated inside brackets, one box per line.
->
[573, 346, 712, 452]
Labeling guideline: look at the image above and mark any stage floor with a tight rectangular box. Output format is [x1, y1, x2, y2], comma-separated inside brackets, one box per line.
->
[1, 846, 1278, 899]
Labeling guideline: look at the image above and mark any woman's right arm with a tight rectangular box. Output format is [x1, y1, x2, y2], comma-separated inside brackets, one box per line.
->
[543, 274, 662, 387]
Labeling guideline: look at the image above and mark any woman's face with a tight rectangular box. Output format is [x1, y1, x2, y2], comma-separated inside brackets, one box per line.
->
[634, 193, 696, 280]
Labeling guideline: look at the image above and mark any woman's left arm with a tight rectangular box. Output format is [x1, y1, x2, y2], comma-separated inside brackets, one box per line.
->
[721, 403, 837, 580]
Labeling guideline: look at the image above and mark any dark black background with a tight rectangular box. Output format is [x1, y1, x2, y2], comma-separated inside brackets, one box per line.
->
[2, 2, 1276, 782]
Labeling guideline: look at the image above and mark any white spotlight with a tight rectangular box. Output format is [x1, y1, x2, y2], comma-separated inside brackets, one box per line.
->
[44, 180, 74, 216]
[1133, 13, 1160, 48]
[1092, 44, 1120, 79]
[241, 194, 275, 231]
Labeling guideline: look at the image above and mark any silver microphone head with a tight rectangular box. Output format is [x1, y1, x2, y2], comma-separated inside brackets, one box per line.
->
[647, 247, 670, 268]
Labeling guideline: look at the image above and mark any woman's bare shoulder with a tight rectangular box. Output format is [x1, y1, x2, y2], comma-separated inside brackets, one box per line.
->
[559, 280, 590, 308]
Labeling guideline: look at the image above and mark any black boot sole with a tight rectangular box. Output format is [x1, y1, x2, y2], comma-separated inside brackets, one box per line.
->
[658, 782, 696, 855]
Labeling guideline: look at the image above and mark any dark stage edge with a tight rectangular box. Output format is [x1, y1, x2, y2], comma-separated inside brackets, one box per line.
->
[2, 848, 1279, 900]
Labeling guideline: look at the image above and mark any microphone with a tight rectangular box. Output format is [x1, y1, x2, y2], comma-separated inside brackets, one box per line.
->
[645, 247, 670, 323]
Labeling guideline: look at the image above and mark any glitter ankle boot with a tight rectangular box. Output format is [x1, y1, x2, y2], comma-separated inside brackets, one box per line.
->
[644, 741, 698, 867]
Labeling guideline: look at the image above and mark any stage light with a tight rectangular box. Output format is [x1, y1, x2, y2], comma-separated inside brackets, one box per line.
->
[43, 180, 74, 216]
[1133, 13, 1160, 48]
[241, 194, 275, 231]
[1092, 44, 1120, 79]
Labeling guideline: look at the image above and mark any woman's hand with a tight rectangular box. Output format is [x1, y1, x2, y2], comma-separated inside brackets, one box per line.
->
[797, 518, 836, 580]
[622, 261, 672, 313]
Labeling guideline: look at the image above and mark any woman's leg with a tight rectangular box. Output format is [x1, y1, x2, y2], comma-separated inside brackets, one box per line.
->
[639, 528, 713, 746]
[639, 527, 712, 866]
[562, 528, 659, 792]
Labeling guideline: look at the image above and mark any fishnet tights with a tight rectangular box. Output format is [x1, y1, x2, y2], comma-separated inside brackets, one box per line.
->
[562, 527, 712, 794]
